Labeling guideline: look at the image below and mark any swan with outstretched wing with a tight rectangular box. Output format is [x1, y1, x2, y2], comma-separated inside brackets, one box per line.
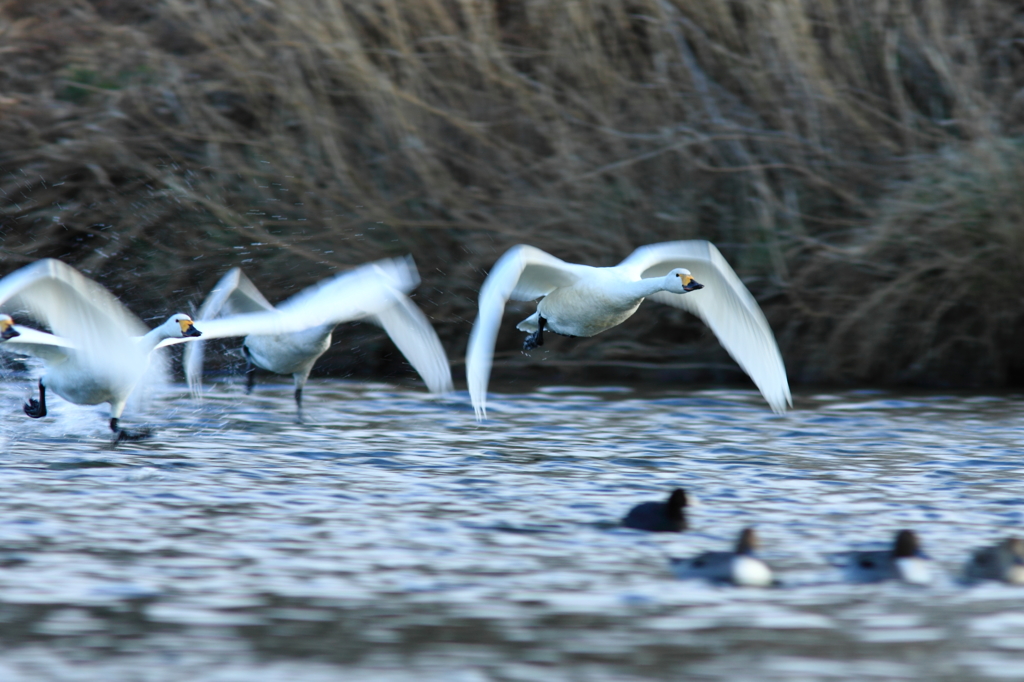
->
[0, 258, 425, 440]
[183, 260, 451, 420]
[466, 240, 790, 419]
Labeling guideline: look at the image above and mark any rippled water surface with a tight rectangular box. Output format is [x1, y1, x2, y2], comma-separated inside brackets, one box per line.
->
[0, 376, 1023, 681]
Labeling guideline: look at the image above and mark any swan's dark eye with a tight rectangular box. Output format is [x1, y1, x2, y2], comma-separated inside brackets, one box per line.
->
[976, 556, 989, 565]
[693, 558, 705, 567]
[859, 559, 875, 569]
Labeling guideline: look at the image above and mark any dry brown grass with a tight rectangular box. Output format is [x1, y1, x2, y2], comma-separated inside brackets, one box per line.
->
[2, 0, 1024, 386]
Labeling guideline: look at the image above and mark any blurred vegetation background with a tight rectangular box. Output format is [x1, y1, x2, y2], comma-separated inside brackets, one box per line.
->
[2, 0, 1024, 389]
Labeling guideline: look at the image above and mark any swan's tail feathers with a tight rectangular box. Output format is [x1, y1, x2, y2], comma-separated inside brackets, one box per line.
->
[515, 312, 540, 333]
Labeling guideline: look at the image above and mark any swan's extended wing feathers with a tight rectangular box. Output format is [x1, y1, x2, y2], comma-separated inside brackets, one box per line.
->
[198, 268, 275, 318]
[629, 241, 790, 413]
[0, 259, 150, 382]
[0, 325, 75, 364]
[176, 258, 424, 387]
[0, 259, 146, 338]
[277, 255, 419, 313]
[367, 294, 452, 394]
[466, 245, 589, 420]
[184, 268, 275, 394]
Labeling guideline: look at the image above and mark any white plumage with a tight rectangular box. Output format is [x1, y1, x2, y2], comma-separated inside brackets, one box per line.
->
[0, 258, 428, 439]
[183, 262, 451, 419]
[466, 240, 791, 419]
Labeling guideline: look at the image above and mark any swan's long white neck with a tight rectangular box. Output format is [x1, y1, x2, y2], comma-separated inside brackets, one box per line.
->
[138, 320, 180, 353]
[622, 276, 673, 302]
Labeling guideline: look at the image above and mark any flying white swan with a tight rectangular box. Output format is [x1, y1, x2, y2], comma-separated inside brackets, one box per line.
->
[0, 257, 427, 440]
[183, 266, 452, 419]
[466, 240, 791, 419]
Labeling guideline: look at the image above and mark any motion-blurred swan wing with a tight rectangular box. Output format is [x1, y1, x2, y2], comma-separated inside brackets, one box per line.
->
[276, 255, 420, 314]
[0, 259, 148, 379]
[466, 245, 591, 420]
[161, 257, 420, 353]
[183, 267, 276, 393]
[0, 325, 76, 364]
[367, 294, 452, 394]
[619, 241, 791, 414]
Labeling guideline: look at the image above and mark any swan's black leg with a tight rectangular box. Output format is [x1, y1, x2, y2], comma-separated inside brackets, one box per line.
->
[23, 380, 47, 418]
[110, 418, 152, 444]
[243, 345, 257, 394]
[523, 317, 546, 350]
[295, 386, 304, 423]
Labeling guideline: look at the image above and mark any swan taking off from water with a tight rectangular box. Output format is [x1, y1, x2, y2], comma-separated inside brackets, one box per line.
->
[466, 240, 791, 419]
[183, 264, 452, 419]
[0, 258, 425, 440]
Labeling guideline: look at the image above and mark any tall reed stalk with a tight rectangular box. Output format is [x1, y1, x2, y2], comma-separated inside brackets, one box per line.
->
[2, 0, 1024, 385]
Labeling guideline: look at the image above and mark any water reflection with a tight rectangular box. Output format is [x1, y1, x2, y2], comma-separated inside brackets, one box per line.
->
[0, 377, 1022, 680]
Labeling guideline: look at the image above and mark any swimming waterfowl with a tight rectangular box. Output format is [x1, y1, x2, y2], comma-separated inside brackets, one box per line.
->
[835, 529, 933, 585]
[0, 258, 422, 440]
[964, 537, 1024, 585]
[183, 264, 451, 420]
[670, 527, 773, 587]
[622, 488, 688, 532]
[466, 241, 790, 419]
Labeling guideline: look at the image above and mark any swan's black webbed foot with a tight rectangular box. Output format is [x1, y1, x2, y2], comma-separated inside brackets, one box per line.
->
[243, 346, 257, 394]
[24, 380, 47, 418]
[111, 418, 152, 444]
[522, 316, 546, 351]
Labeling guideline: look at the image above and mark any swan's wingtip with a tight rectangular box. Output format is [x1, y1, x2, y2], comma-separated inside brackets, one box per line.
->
[431, 379, 455, 395]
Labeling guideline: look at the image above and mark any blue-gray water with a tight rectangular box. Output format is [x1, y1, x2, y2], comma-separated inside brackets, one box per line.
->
[0, 378, 1023, 681]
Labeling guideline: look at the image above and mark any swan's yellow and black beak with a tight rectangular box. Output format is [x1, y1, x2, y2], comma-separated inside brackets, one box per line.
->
[179, 319, 203, 338]
[678, 273, 704, 293]
[0, 318, 19, 341]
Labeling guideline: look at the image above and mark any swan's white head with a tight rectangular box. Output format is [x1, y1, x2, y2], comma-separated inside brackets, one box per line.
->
[0, 314, 19, 341]
[165, 313, 202, 339]
[664, 268, 704, 294]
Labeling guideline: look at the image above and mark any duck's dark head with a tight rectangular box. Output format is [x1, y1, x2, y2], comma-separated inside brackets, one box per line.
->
[666, 488, 689, 528]
[735, 527, 759, 555]
[893, 529, 922, 558]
